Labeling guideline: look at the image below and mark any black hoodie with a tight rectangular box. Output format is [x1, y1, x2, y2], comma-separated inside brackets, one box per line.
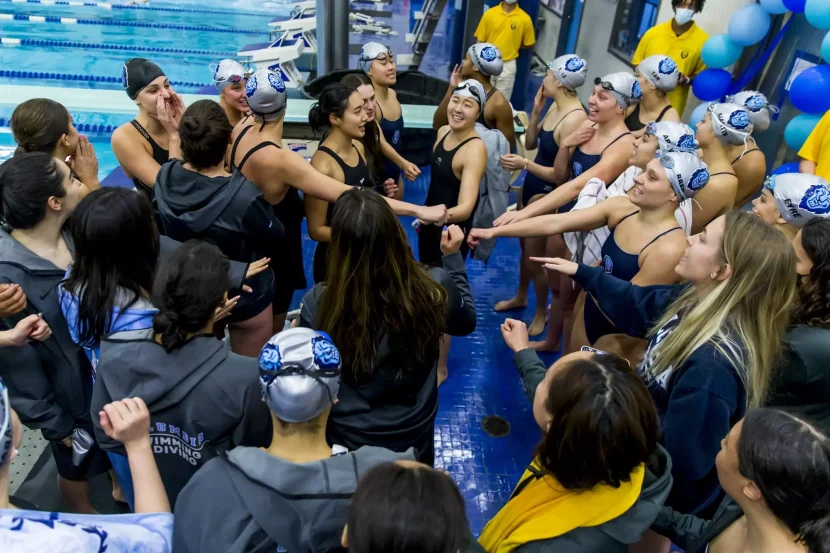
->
[91, 335, 272, 506]
[155, 160, 284, 320]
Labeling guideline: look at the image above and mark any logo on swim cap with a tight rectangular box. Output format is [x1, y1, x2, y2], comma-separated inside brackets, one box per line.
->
[728, 110, 750, 130]
[245, 75, 258, 98]
[259, 343, 283, 384]
[121, 65, 129, 89]
[689, 168, 710, 192]
[268, 72, 285, 93]
[603, 255, 614, 274]
[480, 46, 498, 62]
[565, 57, 585, 72]
[312, 335, 341, 370]
[745, 95, 765, 112]
[573, 161, 583, 176]
[799, 184, 830, 215]
[393, 130, 400, 144]
[632, 80, 642, 99]
[677, 134, 697, 151]
[658, 58, 677, 75]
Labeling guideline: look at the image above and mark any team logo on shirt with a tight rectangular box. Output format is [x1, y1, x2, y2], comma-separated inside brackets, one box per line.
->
[573, 161, 583, 176]
[393, 130, 400, 144]
[689, 168, 710, 192]
[480, 46, 498, 62]
[728, 110, 750, 130]
[510, 22, 517, 30]
[603, 255, 614, 274]
[799, 184, 830, 215]
[745, 95, 765, 112]
[312, 335, 341, 369]
[245, 75, 258, 98]
[658, 58, 677, 75]
[565, 57, 585, 72]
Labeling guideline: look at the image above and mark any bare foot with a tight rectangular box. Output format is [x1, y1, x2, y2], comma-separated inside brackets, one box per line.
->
[495, 296, 527, 312]
[437, 366, 448, 387]
[530, 339, 560, 353]
[527, 309, 548, 337]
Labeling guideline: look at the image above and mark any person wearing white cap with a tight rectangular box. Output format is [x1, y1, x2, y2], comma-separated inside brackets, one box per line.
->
[433, 43, 515, 148]
[706, 102, 765, 208]
[470, 151, 704, 364]
[626, 55, 681, 135]
[174, 327, 415, 553]
[752, 173, 830, 241]
[493, 54, 588, 338]
[725, 90, 778, 133]
[211, 59, 249, 127]
[231, 68, 448, 335]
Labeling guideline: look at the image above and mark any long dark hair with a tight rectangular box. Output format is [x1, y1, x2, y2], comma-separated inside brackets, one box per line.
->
[739, 408, 830, 553]
[348, 462, 468, 553]
[11, 99, 71, 156]
[0, 152, 65, 229]
[179, 100, 233, 170]
[341, 73, 385, 181]
[151, 240, 230, 352]
[535, 353, 659, 490]
[308, 83, 358, 138]
[64, 188, 159, 348]
[795, 218, 830, 328]
[318, 188, 446, 376]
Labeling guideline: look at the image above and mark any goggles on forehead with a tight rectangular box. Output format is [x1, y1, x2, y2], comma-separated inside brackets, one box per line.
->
[644, 122, 658, 136]
[216, 73, 244, 84]
[360, 50, 394, 63]
[580, 346, 631, 368]
[453, 82, 483, 104]
[594, 77, 632, 100]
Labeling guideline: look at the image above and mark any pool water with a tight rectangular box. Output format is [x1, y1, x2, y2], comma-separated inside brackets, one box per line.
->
[0, 129, 119, 178]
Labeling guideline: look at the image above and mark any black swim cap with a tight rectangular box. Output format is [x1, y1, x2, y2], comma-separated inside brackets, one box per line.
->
[122, 58, 166, 100]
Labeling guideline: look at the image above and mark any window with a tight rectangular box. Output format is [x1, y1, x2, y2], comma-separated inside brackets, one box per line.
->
[608, 0, 660, 64]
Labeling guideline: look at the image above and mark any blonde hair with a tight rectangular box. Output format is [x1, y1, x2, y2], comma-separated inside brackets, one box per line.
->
[646, 211, 796, 408]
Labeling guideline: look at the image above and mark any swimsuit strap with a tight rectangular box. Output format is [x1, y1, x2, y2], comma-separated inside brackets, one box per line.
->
[640, 226, 683, 254]
[317, 145, 364, 173]
[452, 136, 481, 152]
[732, 148, 761, 164]
[710, 171, 737, 178]
[230, 125, 253, 170]
[129, 119, 154, 144]
[601, 131, 632, 155]
[615, 210, 640, 227]
[655, 105, 673, 122]
[551, 108, 584, 136]
[237, 140, 280, 172]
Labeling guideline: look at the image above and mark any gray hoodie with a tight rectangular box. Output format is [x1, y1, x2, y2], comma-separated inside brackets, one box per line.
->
[173, 445, 416, 553]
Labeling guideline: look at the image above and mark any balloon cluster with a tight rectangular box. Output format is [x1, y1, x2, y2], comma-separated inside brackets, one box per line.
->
[691, 0, 830, 151]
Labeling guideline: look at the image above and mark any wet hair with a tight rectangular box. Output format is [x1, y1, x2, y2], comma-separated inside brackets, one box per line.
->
[319, 188, 447, 377]
[536, 353, 659, 490]
[0, 152, 66, 229]
[64, 188, 159, 349]
[672, 0, 705, 11]
[151, 240, 230, 352]
[739, 408, 830, 553]
[340, 74, 384, 182]
[11, 99, 71, 156]
[179, 100, 233, 170]
[795, 218, 830, 328]
[308, 84, 359, 137]
[348, 462, 468, 553]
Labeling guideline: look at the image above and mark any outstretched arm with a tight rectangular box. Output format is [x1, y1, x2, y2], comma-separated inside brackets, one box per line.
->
[473, 198, 615, 242]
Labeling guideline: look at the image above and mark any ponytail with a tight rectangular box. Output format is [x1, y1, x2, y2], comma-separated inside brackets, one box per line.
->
[800, 514, 830, 553]
[308, 83, 358, 137]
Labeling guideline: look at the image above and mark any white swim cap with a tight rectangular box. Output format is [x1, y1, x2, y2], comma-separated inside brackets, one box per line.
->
[259, 328, 342, 423]
[637, 55, 680, 93]
[0, 378, 12, 468]
[645, 121, 699, 153]
[547, 54, 587, 91]
[212, 59, 247, 93]
[766, 173, 830, 227]
[468, 43, 504, 77]
[656, 150, 710, 202]
[452, 79, 487, 107]
[245, 68, 287, 121]
[725, 90, 778, 132]
[708, 102, 753, 146]
[595, 72, 642, 109]
[358, 42, 393, 74]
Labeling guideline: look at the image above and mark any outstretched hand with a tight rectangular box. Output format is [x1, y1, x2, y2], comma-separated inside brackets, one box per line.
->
[467, 227, 495, 248]
[500, 318, 530, 353]
[493, 210, 526, 227]
[418, 204, 449, 226]
[0, 284, 27, 318]
[0, 313, 51, 347]
[242, 257, 270, 293]
[383, 178, 398, 198]
[440, 225, 465, 255]
[500, 154, 528, 172]
[530, 256, 579, 276]
[401, 162, 421, 182]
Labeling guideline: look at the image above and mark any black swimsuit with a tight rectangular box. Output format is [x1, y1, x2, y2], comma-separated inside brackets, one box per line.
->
[129, 119, 169, 201]
[312, 145, 373, 284]
[231, 125, 307, 314]
[624, 104, 673, 132]
[476, 87, 499, 129]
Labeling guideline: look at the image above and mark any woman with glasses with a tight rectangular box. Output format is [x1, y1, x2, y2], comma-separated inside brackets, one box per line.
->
[212, 59, 249, 128]
[626, 55, 681, 135]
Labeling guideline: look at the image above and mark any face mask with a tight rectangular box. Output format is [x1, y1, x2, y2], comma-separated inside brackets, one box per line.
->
[674, 8, 695, 25]
[504, 0, 518, 4]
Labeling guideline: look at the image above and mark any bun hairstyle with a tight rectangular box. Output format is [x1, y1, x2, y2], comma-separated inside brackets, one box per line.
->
[739, 408, 830, 553]
[308, 83, 358, 136]
[0, 152, 65, 229]
[151, 240, 230, 352]
[11, 99, 70, 156]
[179, 100, 233, 170]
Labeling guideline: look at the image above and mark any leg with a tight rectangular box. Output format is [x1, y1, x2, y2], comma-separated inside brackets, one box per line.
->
[229, 304, 274, 358]
[566, 290, 589, 353]
[437, 334, 450, 386]
[532, 235, 567, 352]
[524, 235, 549, 337]
[110, 469, 125, 503]
[594, 334, 648, 369]
[495, 238, 530, 311]
[272, 312, 288, 335]
[58, 476, 97, 514]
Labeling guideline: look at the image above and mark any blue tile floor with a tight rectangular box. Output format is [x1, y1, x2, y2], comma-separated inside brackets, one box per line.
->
[289, 168, 560, 534]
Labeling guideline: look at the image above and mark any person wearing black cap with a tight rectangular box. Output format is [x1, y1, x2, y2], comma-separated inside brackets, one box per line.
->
[112, 58, 184, 201]
[173, 327, 414, 553]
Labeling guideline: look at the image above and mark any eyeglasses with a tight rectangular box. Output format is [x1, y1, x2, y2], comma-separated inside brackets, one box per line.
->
[580, 346, 631, 368]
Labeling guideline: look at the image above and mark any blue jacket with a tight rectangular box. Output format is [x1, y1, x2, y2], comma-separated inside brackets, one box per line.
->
[572, 264, 746, 517]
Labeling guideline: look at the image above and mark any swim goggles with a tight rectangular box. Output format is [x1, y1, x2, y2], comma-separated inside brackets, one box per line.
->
[453, 82, 484, 105]
[594, 77, 634, 102]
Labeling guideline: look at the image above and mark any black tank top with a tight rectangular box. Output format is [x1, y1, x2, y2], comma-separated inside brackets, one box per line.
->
[425, 132, 480, 209]
[624, 104, 673, 132]
[476, 87, 499, 129]
[129, 119, 169, 200]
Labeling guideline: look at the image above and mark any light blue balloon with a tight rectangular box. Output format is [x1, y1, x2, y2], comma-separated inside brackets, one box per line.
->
[806, 0, 830, 30]
[728, 4, 772, 47]
[772, 162, 802, 176]
[760, 0, 789, 14]
[690, 102, 712, 129]
[784, 113, 824, 151]
[701, 34, 744, 69]
[823, 31, 830, 62]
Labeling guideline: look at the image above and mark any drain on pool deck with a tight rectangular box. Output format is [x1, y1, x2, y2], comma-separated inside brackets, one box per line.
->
[481, 416, 511, 437]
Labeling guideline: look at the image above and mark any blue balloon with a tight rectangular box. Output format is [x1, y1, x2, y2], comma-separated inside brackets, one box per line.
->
[790, 65, 830, 114]
[761, 0, 789, 14]
[692, 69, 732, 102]
[823, 31, 830, 62]
[784, 113, 824, 151]
[701, 34, 744, 69]
[690, 101, 712, 128]
[728, 4, 772, 47]
[783, 0, 807, 12]
[806, 0, 830, 29]
[772, 162, 802, 175]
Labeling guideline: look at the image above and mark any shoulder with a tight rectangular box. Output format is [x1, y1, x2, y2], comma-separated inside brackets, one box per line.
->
[643, 230, 687, 264]
[388, 88, 399, 102]
[111, 122, 138, 146]
[301, 283, 326, 310]
[178, 456, 230, 501]
[690, 23, 710, 42]
[436, 125, 451, 140]
[352, 140, 366, 156]
[675, 342, 746, 399]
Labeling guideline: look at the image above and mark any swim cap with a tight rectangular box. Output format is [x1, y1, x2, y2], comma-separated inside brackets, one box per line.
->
[358, 42, 393, 74]
[259, 328, 342, 423]
[708, 102, 753, 146]
[766, 173, 830, 227]
[595, 73, 642, 109]
[645, 121, 699, 153]
[637, 55, 680, 93]
[547, 54, 587, 91]
[656, 150, 710, 202]
[245, 68, 287, 121]
[725, 90, 778, 132]
[212, 59, 247, 93]
[452, 79, 487, 107]
[468, 43, 504, 77]
[121, 58, 165, 100]
[0, 377, 12, 468]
